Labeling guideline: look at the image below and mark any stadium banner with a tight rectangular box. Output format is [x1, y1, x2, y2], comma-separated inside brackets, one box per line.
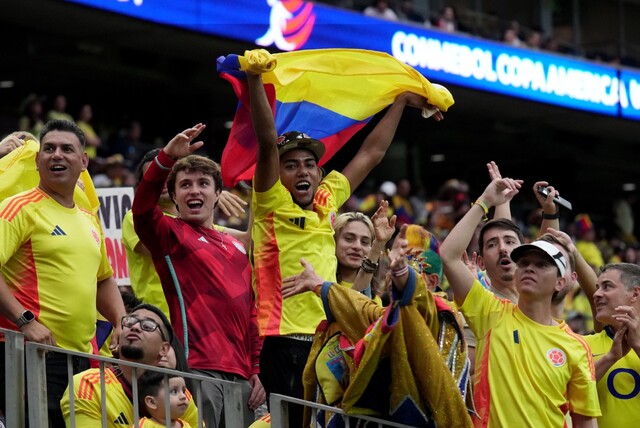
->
[65, 0, 640, 119]
[96, 187, 134, 286]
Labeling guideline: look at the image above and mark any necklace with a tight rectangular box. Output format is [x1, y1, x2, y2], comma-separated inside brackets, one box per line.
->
[197, 225, 228, 251]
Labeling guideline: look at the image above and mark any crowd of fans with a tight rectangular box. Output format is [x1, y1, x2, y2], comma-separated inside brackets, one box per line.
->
[322, 0, 634, 65]
[1, 48, 639, 428]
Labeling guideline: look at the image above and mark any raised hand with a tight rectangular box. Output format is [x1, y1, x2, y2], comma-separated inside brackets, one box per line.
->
[487, 161, 503, 181]
[546, 228, 577, 254]
[217, 190, 248, 217]
[163, 123, 206, 159]
[533, 180, 559, 213]
[372, 200, 396, 244]
[479, 177, 523, 208]
[462, 250, 479, 279]
[396, 92, 444, 121]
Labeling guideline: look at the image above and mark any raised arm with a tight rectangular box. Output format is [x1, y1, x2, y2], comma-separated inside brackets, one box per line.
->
[341, 92, 441, 192]
[247, 73, 279, 192]
[441, 178, 522, 305]
[546, 228, 601, 331]
[488, 161, 511, 220]
[533, 181, 561, 235]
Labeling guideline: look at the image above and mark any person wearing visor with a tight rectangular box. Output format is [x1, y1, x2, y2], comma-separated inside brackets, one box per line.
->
[441, 177, 600, 428]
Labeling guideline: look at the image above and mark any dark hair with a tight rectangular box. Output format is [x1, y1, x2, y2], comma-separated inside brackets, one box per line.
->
[39, 119, 86, 148]
[166, 155, 222, 203]
[131, 303, 174, 344]
[478, 219, 525, 256]
[136, 149, 162, 185]
[138, 370, 182, 417]
[600, 263, 640, 291]
[120, 289, 143, 313]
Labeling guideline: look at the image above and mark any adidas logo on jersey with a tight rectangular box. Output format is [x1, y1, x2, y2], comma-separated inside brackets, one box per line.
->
[51, 225, 66, 236]
[113, 411, 130, 425]
[198, 236, 208, 244]
[289, 217, 306, 229]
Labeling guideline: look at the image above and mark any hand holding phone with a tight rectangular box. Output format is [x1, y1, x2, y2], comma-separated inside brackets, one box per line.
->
[537, 186, 572, 211]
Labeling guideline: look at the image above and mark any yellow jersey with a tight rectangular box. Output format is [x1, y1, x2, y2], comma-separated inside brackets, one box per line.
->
[0, 188, 112, 352]
[122, 210, 170, 319]
[583, 328, 640, 428]
[461, 280, 600, 427]
[61, 367, 199, 428]
[252, 171, 350, 336]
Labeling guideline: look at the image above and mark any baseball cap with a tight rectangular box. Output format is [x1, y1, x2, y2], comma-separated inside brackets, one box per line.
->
[277, 131, 325, 162]
[510, 240, 567, 277]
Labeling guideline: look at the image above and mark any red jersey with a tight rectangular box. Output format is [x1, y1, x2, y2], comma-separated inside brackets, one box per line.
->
[132, 150, 260, 378]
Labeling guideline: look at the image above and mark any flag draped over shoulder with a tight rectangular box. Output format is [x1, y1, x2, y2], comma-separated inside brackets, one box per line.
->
[217, 48, 454, 187]
[0, 138, 100, 214]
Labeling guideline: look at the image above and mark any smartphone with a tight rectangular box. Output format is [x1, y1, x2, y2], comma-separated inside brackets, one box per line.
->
[537, 186, 572, 211]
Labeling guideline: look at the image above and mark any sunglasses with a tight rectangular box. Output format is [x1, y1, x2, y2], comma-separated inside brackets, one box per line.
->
[121, 315, 167, 341]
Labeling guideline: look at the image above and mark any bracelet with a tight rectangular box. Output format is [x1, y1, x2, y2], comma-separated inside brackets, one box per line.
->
[542, 211, 560, 219]
[391, 265, 409, 277]
[360, 256, 378, 274]
[473, 199, 489, 221]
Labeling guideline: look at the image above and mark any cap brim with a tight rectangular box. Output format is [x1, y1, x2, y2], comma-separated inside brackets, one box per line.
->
[278, 138, 325, 161]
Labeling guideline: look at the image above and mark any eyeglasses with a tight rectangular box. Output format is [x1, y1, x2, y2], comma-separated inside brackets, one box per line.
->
[121, 315, 167, 341]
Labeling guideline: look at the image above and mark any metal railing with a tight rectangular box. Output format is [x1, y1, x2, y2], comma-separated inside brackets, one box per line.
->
[4, 328, 422, 428]
[269, 394, 419, 428]
[2, 328, 246, 428]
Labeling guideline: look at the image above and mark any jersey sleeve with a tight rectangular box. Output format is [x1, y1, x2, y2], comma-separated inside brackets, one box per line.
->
[0, 200, 32, 267]
[61, 373, 104, 428]
[567, 342, 601, 417]
[459, 279, 509, 340]
[252, 179, 289, 219]
[319, 170, 350, 209]
[96, 222, 114, 282]
[132, 150, 178, 260]
[121, 210, 139, 253]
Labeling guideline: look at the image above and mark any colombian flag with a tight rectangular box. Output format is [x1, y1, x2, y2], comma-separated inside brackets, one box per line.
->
[217, 48, 454, 187]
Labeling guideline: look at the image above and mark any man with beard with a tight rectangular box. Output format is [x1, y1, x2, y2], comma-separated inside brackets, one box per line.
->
[246, 61, 440, 425]
[61, 304, 199, 427]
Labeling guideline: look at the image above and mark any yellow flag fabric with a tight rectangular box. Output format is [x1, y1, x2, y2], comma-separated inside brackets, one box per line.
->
[0, 139, 99, 214]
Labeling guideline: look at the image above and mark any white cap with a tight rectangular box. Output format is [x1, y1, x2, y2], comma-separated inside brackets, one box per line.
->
[510, 240, 567, 277]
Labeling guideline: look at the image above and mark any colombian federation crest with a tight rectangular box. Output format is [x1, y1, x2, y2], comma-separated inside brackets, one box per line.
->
[546, 348, 567, 367]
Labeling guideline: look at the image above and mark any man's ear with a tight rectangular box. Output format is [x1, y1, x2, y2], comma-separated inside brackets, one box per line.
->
[144, 395, 158, 411]
[81, 152, 89, 172]
[630, 285, 640, 303]
[158, 341, 171, 363]
[555, 276, 567, 292]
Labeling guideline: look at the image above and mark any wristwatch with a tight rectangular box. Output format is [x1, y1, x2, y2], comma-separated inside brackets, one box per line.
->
[16, 310, 35, 328]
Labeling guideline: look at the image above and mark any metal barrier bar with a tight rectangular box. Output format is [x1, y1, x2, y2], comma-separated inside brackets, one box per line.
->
[3, 329, 25, 428]
[25, 343, 48, 428]
[17, 339, 243, 428]
[270, 393, 418, 428]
